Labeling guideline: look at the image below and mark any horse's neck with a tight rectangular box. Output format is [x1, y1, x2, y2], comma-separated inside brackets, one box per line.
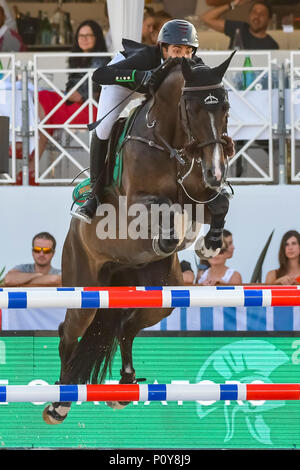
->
[153, 70, 185, 145]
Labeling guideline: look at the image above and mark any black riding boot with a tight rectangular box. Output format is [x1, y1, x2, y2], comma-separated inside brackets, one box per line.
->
[73, 132, 109, 224]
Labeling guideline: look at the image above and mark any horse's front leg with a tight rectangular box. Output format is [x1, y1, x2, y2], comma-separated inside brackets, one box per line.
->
[196, 190, 230, 259]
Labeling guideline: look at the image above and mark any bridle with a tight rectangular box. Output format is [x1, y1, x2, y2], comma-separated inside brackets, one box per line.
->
[121, 79, 231, 204]
[180, 82, 226, 146]
[177, 81, 229, 203]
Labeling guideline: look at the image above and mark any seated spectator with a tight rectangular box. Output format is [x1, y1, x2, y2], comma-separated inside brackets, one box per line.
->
[200, 0, 279, 50]
[0, 5, 25, 51]
[38, 20, 108, 144]
[151, 10, 173, 44]
[180, 260, 195, 284]
[265, 230, 300, 285]
[197, 230, 242, 285]
[142, 6, 156, 45]
[19, 20, 109, 185]
[4, 232, 61, 287]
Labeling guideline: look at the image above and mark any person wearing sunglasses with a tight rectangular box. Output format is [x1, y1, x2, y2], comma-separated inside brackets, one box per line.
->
[4, 232, 61, 287]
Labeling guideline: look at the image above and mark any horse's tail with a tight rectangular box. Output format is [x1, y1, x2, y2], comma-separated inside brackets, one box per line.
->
[67, 309, 121, 384]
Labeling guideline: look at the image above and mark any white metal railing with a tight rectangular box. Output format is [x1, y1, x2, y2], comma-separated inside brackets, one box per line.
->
[0, 54, 16, 184]
[1, 51, 300, 185]
[199, 51, 276, 183]
[33, 52, 113, 184]
[289, 51, 300, 182]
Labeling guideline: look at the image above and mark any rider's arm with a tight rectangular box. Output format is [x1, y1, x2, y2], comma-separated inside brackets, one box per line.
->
[92, 50, 174, 94]
[92, 47, 159, 81]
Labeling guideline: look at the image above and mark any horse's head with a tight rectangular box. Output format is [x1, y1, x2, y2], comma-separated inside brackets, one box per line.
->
[181, 52, 235, 189]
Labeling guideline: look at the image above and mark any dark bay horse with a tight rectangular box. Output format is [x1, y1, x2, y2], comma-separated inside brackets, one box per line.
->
[43, 53, 235, 424]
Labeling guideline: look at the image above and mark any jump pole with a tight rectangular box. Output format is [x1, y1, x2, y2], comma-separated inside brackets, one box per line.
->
[1, 286, 299, 291]
[1, 383, 300, 403]
[0, 286, 299, 309]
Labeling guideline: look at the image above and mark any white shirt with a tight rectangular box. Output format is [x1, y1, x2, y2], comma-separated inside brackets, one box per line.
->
[197, 267, 235, 284]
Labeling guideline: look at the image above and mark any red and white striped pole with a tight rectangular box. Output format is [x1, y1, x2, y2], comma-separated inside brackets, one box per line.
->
[1, 383, 300, 403]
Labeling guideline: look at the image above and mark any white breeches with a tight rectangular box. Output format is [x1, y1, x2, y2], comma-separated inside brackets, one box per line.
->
[95, 52, 143, 140]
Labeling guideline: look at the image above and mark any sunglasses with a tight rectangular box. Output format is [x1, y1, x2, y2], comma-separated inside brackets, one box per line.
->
[32, 246, 53, 254]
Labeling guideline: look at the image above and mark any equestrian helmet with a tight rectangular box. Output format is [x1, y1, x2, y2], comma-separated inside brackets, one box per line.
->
[157, 19, 199, 52]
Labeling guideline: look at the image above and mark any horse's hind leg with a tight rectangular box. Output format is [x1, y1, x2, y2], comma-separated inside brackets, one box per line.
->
[106, 255, 181, 410]
[43, 307, 97, 425]
[106, 304, 174, 410]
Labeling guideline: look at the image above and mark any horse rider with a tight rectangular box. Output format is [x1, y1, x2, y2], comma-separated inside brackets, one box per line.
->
[73, 19, 235, 224]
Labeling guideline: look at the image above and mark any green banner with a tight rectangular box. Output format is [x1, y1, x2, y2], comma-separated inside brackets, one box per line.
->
[0, 335, 299, 449]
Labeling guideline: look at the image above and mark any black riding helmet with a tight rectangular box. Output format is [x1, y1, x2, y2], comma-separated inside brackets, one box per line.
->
[157, 19, 199, 56]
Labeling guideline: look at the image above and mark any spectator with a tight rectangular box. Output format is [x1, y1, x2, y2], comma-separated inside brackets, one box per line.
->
[151, 10, 173, 44]
[180, 260, 195, 284]
[200, 0, 279, 50]
[4, 232, 61, 287]
[197, 231, 242, 285]
[0, 5, 25, 52]
[142, 6, 156, 45]
[24, 20, 109, 185]
[265, 230, 300, 285]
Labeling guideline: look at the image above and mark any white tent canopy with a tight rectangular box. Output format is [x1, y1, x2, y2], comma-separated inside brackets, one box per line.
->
[106, 0, 144, 52]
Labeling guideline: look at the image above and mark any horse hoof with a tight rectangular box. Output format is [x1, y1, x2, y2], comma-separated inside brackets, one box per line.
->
[42, 403, 70, 425]
[43, 405, 61, 425]
[106, 401, 129, 410]
[195, 236, 220, 260]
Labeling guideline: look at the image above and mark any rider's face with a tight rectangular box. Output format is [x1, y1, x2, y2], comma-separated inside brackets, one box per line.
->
[163, 44, 194, 59]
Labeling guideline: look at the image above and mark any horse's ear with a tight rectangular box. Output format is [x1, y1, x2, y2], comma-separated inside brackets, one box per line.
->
[181, 57, 193, 82]
[212, 50, 236, 81]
